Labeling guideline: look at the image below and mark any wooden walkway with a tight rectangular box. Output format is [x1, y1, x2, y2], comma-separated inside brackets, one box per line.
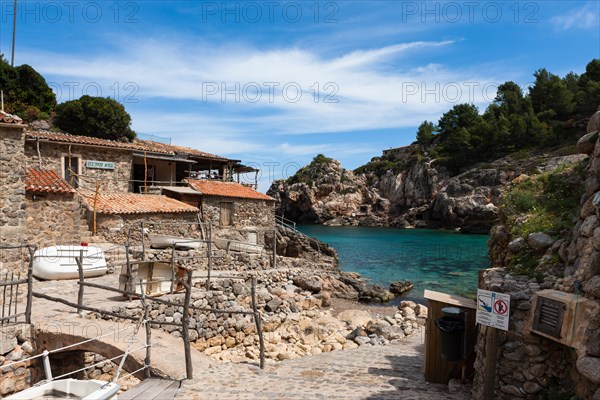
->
[119, 378, 182, 399]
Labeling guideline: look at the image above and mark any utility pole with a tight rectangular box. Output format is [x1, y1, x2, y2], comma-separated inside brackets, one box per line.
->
[11, 0, 17, 66]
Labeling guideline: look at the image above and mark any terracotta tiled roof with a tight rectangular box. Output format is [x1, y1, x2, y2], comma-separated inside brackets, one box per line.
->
[25, 131, 229, 161]
[24, 168, 75, 194]
[134, 139, 229, 161]
[0, 110, 24, 125]
[187, 180, 274, 201]
[80, 193, 199, 214]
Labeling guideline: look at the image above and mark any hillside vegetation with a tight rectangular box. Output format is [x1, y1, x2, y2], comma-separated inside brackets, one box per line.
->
[358, 59, 600, 175]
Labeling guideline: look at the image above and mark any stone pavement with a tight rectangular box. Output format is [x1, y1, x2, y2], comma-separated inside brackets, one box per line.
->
[28, 272, 471, 400]
[178, 334, 471, 400]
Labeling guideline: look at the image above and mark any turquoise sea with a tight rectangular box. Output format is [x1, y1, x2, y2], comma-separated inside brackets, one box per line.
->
[297, 225, 490, 302]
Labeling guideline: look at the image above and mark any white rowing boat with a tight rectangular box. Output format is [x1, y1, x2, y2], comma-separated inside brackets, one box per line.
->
[4, 378, 120, 399]
[149, 234, 202, 250]
[32, 245, 107, 280]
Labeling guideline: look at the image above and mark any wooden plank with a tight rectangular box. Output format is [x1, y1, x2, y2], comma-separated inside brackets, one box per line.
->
[118, 379, 180, 400]
[424, 290, 476, 309]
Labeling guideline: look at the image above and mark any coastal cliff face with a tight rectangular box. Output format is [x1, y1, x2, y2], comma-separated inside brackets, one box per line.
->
[267, 150, 585, 233]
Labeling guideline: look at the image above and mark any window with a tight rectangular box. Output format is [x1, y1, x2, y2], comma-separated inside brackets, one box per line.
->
[63, 156, 80, 188]
[219, 202, 234, 226]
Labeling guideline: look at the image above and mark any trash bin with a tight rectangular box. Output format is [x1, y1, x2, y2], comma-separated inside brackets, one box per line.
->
[435, 314, 465, 362]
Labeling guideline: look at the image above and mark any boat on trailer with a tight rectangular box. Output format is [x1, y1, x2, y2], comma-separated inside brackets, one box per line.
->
[32, 245, 108, 280]
[4, 378, 120, 400]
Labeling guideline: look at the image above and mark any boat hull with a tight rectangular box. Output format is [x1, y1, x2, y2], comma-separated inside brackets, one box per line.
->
[213, 238, 263, 254]
[4, 379, 120, 400]
[33, 246, 107, 280]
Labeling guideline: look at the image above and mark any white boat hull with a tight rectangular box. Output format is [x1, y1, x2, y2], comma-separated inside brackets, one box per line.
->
[149, 235, 201, 250]
[4, 379, 120, 400]
[33, 246, 107, 280]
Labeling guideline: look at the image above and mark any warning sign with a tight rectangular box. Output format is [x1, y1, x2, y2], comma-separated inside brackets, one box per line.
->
[476, 289, 510, 331]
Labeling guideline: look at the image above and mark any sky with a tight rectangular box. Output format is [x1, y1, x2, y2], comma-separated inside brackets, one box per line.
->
[1, 0, 599, 191]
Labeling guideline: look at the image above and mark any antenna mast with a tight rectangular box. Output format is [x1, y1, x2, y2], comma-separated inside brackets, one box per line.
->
[11, 0, 17, 66]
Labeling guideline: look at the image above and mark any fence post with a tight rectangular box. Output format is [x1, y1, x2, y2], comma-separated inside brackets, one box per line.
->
[251, 276, 265, 369]
[207, 224, 212, 290]
[182, 269, 193, 379]
[25, 245, 35, 324]
[170, 246, 176, 294]
[272, 228, 277, 269]
[140, 221, 146, 261]
[125, 243, 133, 302]
[76, 249, 85, 316]
[140, 282, 152, 379]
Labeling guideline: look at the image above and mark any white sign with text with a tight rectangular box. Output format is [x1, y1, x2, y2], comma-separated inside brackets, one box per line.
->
[476, 289, 510, 331]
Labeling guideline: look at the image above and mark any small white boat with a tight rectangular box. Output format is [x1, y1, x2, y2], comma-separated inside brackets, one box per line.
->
[213, 238, 263, 254]
[149, 234, 202, 250]
[4, 378, 120, 399]
[119, 261, 184, 297]
[33, 246, 107, 280]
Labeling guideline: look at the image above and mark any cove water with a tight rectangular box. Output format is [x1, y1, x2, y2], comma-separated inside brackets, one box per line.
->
[297, 225, 490, 302]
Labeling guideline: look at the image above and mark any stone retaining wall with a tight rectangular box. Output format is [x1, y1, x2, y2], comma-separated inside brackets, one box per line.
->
[0, 324, 39, 397]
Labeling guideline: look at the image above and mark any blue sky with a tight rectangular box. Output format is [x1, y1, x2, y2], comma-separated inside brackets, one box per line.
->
[2, 0, 599, 191]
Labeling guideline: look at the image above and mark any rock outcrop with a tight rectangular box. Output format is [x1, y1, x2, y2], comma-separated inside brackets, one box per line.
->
[268, 151, 586, 233]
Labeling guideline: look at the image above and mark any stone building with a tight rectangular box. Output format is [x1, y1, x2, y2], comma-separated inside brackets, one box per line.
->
[382, 144, 416, 159]
[0, 120, 274, 272]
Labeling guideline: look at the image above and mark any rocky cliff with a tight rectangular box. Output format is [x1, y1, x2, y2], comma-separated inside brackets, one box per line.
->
[268, 150, 586, 234]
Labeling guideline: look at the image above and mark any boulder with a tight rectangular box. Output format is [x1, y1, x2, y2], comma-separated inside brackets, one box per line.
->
[336, 309, 372, 328]
[265, 298, 283, 313]
[577, 356, 600, 384]
[527, 232, 554, 252]
[389, 281, 414, 295]
[293, 276, 323, 293]
[577, 130, 599, 155]
[508, 237, 527, 253]
[588, 109, 600, 133]
[0, 332, 17, 356]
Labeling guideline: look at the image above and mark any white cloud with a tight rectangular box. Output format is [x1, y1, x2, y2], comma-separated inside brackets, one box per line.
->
[551, 3, 599, 31]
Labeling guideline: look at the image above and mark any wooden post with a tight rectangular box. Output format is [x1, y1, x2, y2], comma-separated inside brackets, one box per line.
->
[93, 181, 100, 236]
[272, 228, 277, 269]
[206, 224, 212, 290]
[170, 246, 176, 294]
[140, 281, 152, 379]
[76, 249, 85, 316]
[140, 221, 146, 261]
[125, 242, 133, 302]
[25, 246, 35, 324]
[483, 326, 498, 399]
[182, 269, 193, 379]
[251, 277, 265, 369]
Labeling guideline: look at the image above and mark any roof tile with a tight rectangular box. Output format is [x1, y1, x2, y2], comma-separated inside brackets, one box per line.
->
[25, 131, 229, 161]
[25, 168, 75, 194]
[80, 193, 199, 215]
[0, 110, 24, 125]
[187, 180, 274, 201]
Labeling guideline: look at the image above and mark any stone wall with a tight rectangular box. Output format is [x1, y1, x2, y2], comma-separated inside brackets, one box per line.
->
[24, 193, 91, 248]
[202, 197, 275, 232]
[0, 125, 27, 272]
[25, 141, 133, 193]
[0, 324, 39, 397]
[473, 109, 600, 399]
[94, 212, 200, 244]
